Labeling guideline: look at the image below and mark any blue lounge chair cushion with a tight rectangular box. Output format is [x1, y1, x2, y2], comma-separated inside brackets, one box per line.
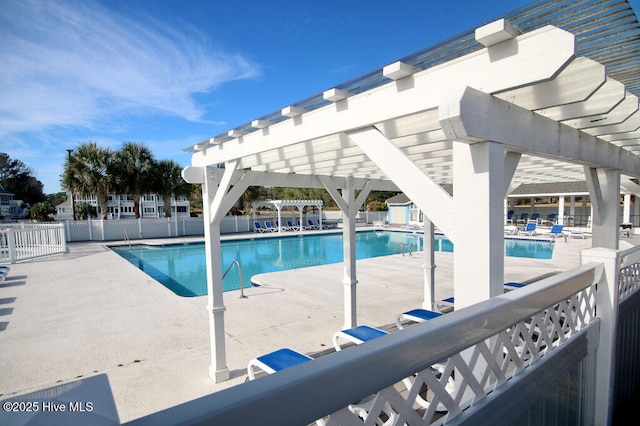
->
[402, 309, 443, 321]
[256, 348, 312, 372]
[504, 282, 525, 289]
[341, 325, 387, 342]
[396, 308, 443, 329]
[333, 325, 388, 350]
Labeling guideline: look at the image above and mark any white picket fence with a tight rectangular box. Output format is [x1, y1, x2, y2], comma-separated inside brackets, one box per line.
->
[0, 223, 67, 263]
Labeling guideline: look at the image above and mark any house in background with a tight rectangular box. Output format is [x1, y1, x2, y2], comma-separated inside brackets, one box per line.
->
[386, 193, 420, 226]
[386, 185, 452, 227]
[0, 184, 30, 220]
[55, 193, 190, 220]
[0, 184, 13, 219]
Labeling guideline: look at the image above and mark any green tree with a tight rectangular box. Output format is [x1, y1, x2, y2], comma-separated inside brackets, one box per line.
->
[75, 201, 97, 220]
[46, 192, 67, 207]
[150, 159, 192, 218]
[61, 142, 118, 220]
[0, 153, 45, 204]
[30, 202, 56, 221]
[114, 142, 155, 219]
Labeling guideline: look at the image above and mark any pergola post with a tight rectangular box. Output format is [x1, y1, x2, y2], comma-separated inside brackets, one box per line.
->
[200, 167, 229, 383]
[585, 167, 621, 249]
[452, 141, 506, 308]
[422, 218, 436, 311]
[342, 176, 358, 329]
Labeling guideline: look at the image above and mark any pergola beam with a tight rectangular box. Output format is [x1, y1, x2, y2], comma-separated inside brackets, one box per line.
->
[439, 86, 640, 178]
[347, 128, 455, 240]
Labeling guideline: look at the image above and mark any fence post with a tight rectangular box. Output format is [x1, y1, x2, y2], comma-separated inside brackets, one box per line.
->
[60, 224, 68, 253]
[138, 218, 143, 239]
[581, 247, 620, 426]
[7, 227, 16, 264]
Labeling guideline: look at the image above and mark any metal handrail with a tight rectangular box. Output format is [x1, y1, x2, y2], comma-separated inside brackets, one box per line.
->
[222, 259, 247, 299]
[123, 230, 131, 248]
[393, 243, 413, 256]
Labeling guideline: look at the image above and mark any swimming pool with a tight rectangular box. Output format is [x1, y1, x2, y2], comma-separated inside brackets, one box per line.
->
[111, 231, 554, 296]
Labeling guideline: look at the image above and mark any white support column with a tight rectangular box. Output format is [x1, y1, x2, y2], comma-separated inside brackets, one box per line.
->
[422, 218, 436, 311]
[570, 195, 576, 225]
[558, 195, 566, 225]
[623, 194, 631, 223]
[584, 167, 621, 249]
[182, 164, 252, 383]
[202, 166, 230, 383]
[452, 141, 505, 309]
[342, 176, 358, 329]
[580, 248, 619, 426]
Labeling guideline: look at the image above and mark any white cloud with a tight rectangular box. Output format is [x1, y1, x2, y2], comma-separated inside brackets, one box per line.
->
[0, 0, 261, 137]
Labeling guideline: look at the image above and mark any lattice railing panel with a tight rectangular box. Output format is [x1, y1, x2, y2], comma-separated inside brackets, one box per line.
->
[619, 262, 640, 302]
[322, 285, 597, 425]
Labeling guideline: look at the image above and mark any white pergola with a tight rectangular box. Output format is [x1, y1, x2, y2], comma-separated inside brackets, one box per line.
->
[252, 199, 324, 231]
[183, 13, 640, 382]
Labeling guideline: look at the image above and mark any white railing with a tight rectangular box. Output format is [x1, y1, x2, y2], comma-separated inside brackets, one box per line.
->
[128, 263, 601, 425]
[618, 244, 640, 302]
[0, 223, 67, 263]
[64, 217, 205, 242]
[615, 244, 640, 415]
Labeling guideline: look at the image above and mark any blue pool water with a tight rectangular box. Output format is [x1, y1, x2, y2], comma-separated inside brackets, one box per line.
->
[111, 231, 554, 297]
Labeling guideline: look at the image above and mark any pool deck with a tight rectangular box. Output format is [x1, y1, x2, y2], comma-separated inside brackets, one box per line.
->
[0, 227, 635, 423]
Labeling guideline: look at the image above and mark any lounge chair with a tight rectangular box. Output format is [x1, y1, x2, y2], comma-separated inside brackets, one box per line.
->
[395, 308, 443, 329]
[275, 221, 292, 231]
[437, 297, 455, 312]
[0, 267, 8, 283]
[542, 213, 557, 226]
[264, 221, 277, 232]
[504, 282, 526, 291]
[297, 220, 310, 230]
[247, 347, 313, 380]
[307, 219, 319, 230]
[254, 221, 267, 233]
[319, 220, 336, 229]
[517, 213, 529, 224]
[504, 225, 518, 235]
[286, 220, 299, 231]
[569, 230, 586, 239]
[518, 222, 537, 236]
[531, 213, 540, 223]
[247, 349, 328, 425]
[545, 224, 564, 238]
[333, 325, 388, 351]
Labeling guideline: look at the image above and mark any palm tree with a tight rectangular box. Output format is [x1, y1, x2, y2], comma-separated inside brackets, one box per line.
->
[61, 142, 118, 220]
[114, 142, 155, 219]
[151, 159, 190, 218]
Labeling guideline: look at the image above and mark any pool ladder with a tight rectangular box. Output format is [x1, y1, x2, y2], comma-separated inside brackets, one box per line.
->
[394, 243, 413, 256]
[123, 230, 131, 248]
[223, 259, 248, 299]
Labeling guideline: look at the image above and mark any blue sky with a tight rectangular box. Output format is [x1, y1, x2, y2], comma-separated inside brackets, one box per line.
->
[2, 0, 638, 194]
